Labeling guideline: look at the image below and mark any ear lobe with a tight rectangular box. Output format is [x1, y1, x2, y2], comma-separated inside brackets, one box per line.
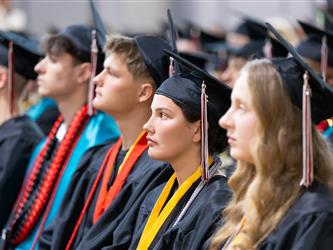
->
[192, 121, 201, 143]
[77, 63, 92, 84]
[138, 82, 154, 103]
[0, 69, 8, 89]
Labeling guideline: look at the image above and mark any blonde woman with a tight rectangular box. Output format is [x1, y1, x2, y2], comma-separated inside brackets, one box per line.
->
[211, 25, 333, 250]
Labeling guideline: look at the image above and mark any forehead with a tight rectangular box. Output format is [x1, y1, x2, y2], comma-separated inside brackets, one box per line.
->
[104, 52, 126, 67]
[231, 71, 254, 106]
[151, 94, 181, 111]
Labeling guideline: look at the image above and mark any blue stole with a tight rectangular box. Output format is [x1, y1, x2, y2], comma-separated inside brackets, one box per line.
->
[26, 98, 57, 121]
[15, 112, 120, 250]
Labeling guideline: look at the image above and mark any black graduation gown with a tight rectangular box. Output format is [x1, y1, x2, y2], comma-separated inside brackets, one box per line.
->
[257, 182, 333, 250]
[129, 168, 232, 250]
[39, 144, 173, 250]
[35, 105, 60, 135]
[0, 115, 44, 229]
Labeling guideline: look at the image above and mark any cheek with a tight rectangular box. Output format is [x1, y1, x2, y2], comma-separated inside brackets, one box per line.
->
[149, 121, 193, 159]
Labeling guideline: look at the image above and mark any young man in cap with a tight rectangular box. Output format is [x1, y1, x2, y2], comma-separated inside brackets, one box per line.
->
[1, 24, 119, 249]
[39, 34, 173, 250]
[0, 31, 44, 230]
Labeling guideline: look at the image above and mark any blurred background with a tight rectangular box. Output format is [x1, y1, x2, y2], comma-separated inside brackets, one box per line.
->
[1, 0, 326, 36]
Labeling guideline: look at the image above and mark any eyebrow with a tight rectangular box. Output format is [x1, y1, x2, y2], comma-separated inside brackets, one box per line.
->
[152, 106, 173, 113]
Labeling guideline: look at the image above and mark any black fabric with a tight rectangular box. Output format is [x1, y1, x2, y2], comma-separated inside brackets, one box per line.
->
[267, 23, 333, 124]
[257, 182, 333, 250]
[107, 149, 128, 188]
[0, 31, 42, 80]
[296, 20, 333, 67]
[234, 17, 267, 41]
[227, 39, 265, 59]
[128, 169, 232, 250]
[157, 50, 231, 124]
[39, 146, 172, 250]
[134, 35, 171, 87]
[57, 25, 105, 73]
[35, 105, 60, 135]
[0, 115, 44, 229]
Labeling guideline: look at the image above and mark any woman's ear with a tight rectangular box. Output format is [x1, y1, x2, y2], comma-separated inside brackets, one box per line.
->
[192, 120, 201, 143]
[138, 82, 154, 103]
[0, 67, 8, 89]
[76, 62, 92, 84]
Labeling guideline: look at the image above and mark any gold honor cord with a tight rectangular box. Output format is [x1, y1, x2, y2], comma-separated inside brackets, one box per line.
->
[137, 157, 213, 250]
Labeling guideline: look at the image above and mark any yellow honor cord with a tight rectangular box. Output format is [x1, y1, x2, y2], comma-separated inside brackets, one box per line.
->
[137, 157, 213, 250]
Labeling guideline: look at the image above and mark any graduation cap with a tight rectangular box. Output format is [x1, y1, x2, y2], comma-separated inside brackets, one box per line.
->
[234, 17, 267, 41]
[88, 0, 109, 114]
[134, 36, 171, 87]
[296, 20, 333, 81]
[264, 35, 289, 58]
[199, 29, 226, 52]
[158, 49, 231, 181]
[227, 39, 265, 59]
[0, 31, 42, 80]
[166, 9, 180, 75]
[0, 31, 42, 116]
[89, 0, 107, 49]
[266, 22, 333, 187]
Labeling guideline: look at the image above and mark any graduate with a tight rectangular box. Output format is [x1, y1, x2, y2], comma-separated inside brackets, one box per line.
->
[210, 23, 333, 250]
[1, 24, 119, 249]
[26, 98, 60, 135]
[38, 34, 173, 250]
[0, 31, 44, 230]
[220, 17, 267, 88]
[126, 50, 232, 250]
[296, 20, 333, 145]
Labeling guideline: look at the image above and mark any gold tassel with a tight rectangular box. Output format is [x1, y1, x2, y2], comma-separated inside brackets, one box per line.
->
[88, 30, 98, 116]
[201, 81, 209, 181]
[300, 71, 313, 187]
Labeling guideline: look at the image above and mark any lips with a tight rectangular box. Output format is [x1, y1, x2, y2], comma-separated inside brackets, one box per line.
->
[227, 134, 236, 144]
[146, 136, 157, 146]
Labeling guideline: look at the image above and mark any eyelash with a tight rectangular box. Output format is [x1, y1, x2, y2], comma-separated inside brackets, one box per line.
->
[158, 111, 167, 119]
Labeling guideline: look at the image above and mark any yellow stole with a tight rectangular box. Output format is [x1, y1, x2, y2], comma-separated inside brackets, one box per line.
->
[137, 157, 213, 250]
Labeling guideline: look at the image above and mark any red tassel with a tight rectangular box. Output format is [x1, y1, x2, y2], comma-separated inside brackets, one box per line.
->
[8, 41, 15, 116]
[88, 30, 98, 116]
[321, 35, 328, 82]
[300, 71, 313, 188]
[201, 81, 209, 181]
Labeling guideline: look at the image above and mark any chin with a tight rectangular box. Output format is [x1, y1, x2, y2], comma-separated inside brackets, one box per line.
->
[147, 148, 165, 161]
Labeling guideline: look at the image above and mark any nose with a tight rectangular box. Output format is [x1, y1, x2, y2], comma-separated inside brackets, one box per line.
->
[93, 70, 105, 87]
[34, 57, 46, 74]
[143, 115, 154, 134]
[219, 108, 232, 130]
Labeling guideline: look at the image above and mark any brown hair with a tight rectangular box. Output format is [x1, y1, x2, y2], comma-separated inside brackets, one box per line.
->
[43, 36, 86, 65]
[104, 34, 154, 87]
[210, 59, 333, 249]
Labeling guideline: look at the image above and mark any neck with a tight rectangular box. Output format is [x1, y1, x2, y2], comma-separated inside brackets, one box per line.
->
[169, 146, 201, 186]
[57, 98, 86, 126]
[114, 107, 151, 151]
[54, 86, 88, 126]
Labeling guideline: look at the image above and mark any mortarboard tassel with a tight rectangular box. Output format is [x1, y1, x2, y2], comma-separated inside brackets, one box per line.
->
[321, 35, 328, 82]
[168, 57, 175, 77]
[88, 30, 98, 116]
[8, 41, 15, 117]
[201, 81, 209, 181]
[300, 71, 313, 187]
